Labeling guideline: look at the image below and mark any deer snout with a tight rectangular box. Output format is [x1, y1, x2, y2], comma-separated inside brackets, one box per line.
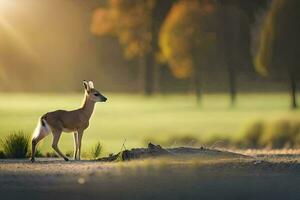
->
[102, 96, 107, 102]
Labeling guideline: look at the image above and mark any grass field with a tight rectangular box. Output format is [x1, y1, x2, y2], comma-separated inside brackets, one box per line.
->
[0, 93, 299, 155]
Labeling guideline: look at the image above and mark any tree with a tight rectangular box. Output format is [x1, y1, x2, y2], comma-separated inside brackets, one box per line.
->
[91, 0, 174, 95]
[215, 1, 252, 107]
[255, 0, 300, 109]
[159, 0, 216, 102]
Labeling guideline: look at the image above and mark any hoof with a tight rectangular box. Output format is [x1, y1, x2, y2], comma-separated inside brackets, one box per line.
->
[64, 157, 69, 161]
[30, 158, 35, 163]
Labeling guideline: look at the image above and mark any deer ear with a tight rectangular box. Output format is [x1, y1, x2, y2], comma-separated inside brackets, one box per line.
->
[88, 81, 94, 89]
[83, 80, 89, 91]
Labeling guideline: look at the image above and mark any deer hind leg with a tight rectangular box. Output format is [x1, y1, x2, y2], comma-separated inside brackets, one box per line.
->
[73, 132, 79, 160]
[31, 134, 47, 163]
[52, 130, 69, 161]
[77, 131, 84, 160]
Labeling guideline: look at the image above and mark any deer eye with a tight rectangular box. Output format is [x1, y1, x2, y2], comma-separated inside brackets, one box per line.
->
[94, 93, 100, 96]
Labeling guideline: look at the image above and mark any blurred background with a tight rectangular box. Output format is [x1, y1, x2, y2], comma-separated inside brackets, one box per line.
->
[0, 0, 299, 155]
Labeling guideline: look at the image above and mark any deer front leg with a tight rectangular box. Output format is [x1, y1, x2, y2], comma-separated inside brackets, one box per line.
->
[77, 131, 84, 160]
[52, 130, 69, 161]
[73, 132, 79, 160]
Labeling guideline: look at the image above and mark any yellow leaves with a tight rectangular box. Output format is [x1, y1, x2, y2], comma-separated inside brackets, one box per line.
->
[124, 40, 148, 59]
[254, 18, 271, 77]
[91, 0, 217, 78]
[254, 0, 300, 77]
[119, 29, 152, 59]
[125, 42, 140, 59]
[146, 0, 156, 10]
[170, 58, 193, 79]
[254, 0, 281, 77]
[113, 0, 154, 49]
[159, 0, 216, 79]
[91, 0, 156, 59]
[90, 8, 116, 36]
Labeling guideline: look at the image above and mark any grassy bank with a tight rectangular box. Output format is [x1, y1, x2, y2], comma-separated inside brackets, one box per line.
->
[0, 93, 299, 154]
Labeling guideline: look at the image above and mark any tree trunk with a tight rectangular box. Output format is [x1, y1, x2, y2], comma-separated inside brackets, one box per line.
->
[193, 68, 201, 104]
[149, 0, 174, 95]
[228, 66, 237, 107]
[144, 52, 155, 96]
[154, 63, 163, 94]
[216, 4, 240, 108]
[159, 64, 167, 95]
[290, 73, 297, 109]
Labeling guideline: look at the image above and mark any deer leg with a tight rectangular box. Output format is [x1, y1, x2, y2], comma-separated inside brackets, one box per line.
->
[52, 131, 69, 161]
[31, 140, 36, 163]
[73, 132, 79, 160]
[31, 134, 47, 163]
[77, 131, 84, 160]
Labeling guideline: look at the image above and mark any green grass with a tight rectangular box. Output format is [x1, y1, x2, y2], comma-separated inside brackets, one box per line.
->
[0, 131, 30, 158]
[0, 92, 299, 154]
[89, 141, 103, 159]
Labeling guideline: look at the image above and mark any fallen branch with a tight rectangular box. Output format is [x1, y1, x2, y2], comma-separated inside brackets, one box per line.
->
[97, 143, 250, 162]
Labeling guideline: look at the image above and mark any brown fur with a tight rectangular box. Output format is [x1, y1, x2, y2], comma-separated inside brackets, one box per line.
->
[31, 81, 107, 162]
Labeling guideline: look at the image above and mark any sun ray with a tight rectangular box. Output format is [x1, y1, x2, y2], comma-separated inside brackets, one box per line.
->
[0, 16, 37, 58]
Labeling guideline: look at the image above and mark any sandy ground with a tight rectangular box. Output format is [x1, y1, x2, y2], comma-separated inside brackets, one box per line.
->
[0, 156, 300, 200]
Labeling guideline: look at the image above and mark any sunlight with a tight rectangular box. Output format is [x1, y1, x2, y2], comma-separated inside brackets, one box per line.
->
[0, 0, 36, 57]
[0, 16, 37, 58]
[0, 0, 16, 11]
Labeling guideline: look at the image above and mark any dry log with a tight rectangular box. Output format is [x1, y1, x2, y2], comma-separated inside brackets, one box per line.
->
[97, 143, 249, 162]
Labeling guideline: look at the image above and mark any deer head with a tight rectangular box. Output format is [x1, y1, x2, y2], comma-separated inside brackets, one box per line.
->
[83, 80, 107, 102]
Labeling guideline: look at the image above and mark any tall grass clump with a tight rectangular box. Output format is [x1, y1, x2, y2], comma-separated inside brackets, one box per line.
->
[34, 148, 45, 158]
[238, 118, 300, 149]
[0, 150, 5, 159]
[260, 119, 300, 148]
[237, 120, 265, 148]
[1, 131, 30, 158]
[90, 141, 103, 159]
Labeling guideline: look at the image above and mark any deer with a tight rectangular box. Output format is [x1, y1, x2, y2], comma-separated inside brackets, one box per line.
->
[30, 80, 107, 162]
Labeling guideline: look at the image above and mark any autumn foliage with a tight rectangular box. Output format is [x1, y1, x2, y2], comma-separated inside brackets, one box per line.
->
[91, 0, 155, 59]
[255, 0, 300, 78]
[159, 0, 216, 79]
[255, 0, 300, 108]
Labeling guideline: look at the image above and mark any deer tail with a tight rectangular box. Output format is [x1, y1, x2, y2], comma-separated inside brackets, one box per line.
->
[32, 116, 51, 140]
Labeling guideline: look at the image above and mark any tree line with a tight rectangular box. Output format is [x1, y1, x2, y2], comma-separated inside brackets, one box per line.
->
[91, 0, 299, 109]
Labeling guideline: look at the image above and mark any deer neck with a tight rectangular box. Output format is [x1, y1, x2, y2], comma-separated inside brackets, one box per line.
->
[81, 94, 95, 120]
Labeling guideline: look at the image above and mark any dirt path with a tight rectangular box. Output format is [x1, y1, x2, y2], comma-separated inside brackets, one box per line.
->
[0, 156, 300, 200]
